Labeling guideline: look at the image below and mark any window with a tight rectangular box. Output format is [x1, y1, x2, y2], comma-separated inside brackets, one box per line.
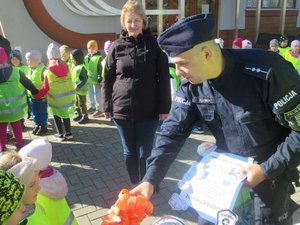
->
[246, 0, 295, 8]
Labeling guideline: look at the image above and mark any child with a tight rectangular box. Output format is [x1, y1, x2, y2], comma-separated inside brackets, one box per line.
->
[242, 39, 252, 49]
[19, 138, 78, 225]
[232, 37, 243, 49]
[0, 170, 26, 225]
[71, 49, 89, 124]
[284, 39, 300, 74]
[34, 43, 75, 142]
[0, 150, 51, 225]
[10, 49, 31, 120]
[278, 35, 291, 57]
[269, 39, 279, 53]
[59, 45, 73, 72]
[10, 49, 29, 76]
[25, 50, 48, 136]
[101, 40, 113, 70]
[0, 47, 38, 151]
[84, 40, 103, 117]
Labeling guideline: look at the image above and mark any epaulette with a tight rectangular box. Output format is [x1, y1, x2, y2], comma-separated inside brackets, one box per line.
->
[243, 63, 272, 80]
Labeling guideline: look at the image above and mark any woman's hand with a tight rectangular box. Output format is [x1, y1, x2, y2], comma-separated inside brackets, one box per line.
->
[130, 182, 154, 199]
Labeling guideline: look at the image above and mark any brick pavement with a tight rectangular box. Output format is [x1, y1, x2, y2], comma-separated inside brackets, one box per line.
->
[6, 116, 300, 225]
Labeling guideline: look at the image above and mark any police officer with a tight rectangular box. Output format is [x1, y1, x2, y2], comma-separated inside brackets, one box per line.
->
[131, 13, 300, 225]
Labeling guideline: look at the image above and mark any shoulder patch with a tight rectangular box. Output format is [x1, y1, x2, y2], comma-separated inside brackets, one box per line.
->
[284, 103, 300, 131]
[243, 63, 272, 80]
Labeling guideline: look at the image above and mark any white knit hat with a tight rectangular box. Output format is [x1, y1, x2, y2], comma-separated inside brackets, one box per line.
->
[7, 155, 39, 186]
[19, 138, 52, 171]
[47, 43, 61, 60]
[242, 39, 252, 49]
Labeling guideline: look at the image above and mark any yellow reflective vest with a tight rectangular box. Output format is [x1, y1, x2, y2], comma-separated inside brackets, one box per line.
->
[84, 54, 102, 84]
[0, 67, 27, 122]
[21, 203, 51, 225]
[46, 70, 75, 118]
[72, 65, 88, 96]
[27, 64, 45, 98]
[284, 51, 300, 74]
[37, 193, 78, 225]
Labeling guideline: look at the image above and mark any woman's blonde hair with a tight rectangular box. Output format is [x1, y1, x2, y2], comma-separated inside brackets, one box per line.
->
[120, 0, 148, 30]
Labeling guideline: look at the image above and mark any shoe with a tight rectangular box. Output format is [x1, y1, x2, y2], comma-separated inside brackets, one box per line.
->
[36, 126, 48, 136]
[78, 116, 89, 124]
[54, 134, 65, 142]
[73, 115, 82, 122]
[92, 110, 104, 118]
[87, 107, 96, 114]
[192, 127, 204, 134]
[32, 126, 40, 135]
[64, 133, 73, 140]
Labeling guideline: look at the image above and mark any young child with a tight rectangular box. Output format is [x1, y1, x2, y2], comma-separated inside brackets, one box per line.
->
[278, 35, 291, 57]
[269, 39, 279, 53]
[242, 39, 252, 49]
[10, 49, 31, 120]
[71, 49, 89, 124]
[25, 50, 48, 136]
[34, 43, 75, 142]
[0, 150, 51, 225]
[0, 170, 26, 225]
[84, 40, 103, 117]
[284, 39, 300, 74]
[19, 138, 78, 225]
[59, 45, 73, 72]
[0, 47, 38, 151]
[101, 40, 113, 70]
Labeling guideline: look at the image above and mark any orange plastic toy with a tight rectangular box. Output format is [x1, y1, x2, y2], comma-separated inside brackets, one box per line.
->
[101, 189, 153, 225]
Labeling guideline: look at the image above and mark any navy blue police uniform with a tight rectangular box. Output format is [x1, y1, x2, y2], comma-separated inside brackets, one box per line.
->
[142, 13, 300, 225]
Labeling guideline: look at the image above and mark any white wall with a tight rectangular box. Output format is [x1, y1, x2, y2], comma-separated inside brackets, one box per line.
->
[219, 0, 246, 30]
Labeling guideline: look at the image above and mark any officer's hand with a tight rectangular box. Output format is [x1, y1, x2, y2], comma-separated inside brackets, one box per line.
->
[241, 164, 266, 188]
[103, 112, 111, 119]
[130, 182, 154, 199]
[159, 114, 168, 121]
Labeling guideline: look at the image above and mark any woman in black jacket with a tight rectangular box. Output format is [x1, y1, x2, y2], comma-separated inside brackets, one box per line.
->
[101, 0, 171, 185]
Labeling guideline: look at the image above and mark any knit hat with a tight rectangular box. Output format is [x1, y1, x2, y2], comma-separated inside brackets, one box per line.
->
[158, 13, 215, 57]
[291, 40, 300, 48]
[10, 49, 22, 62]
[25, 50, 42, 63]
[47, 43, 61, 60]
[104, 40, 113, 52]
[242, 39, 252, 49]
[87, 40, 98, 49]
[71, 49, 84, 65]
[0, 47, 8, 64]
[0, 35, 11, 56]
[7, 155, 39, 186]
[0, 170, 25, 225]
[232, 37, 243, 48]
[279, 35, 288, 43]
[19, 138, 52, 171]
[269, 39, 279, 47]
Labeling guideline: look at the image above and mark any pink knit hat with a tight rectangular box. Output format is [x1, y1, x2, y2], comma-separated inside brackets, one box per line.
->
[0, 47, 8, 64]
[104, 40, 113, 52]
[232, 37, 243, 48]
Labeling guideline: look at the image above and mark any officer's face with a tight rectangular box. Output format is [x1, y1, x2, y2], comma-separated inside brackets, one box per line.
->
[171, 45, 216, 84]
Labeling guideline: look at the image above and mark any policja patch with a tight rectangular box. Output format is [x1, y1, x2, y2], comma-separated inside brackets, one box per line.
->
[284, 103, 300, 131]
[216, 209, 238, 225]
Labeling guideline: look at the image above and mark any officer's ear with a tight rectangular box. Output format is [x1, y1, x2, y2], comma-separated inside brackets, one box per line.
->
[201, 46, 212, 62]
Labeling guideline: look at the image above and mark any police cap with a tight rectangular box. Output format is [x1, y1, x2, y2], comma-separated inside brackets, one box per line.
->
[157, 13, 215, 57]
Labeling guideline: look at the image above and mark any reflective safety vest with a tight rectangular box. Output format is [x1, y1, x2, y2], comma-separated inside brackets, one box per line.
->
[46, 70, 75, 118]
[279, 47, 291, 57]
[284, 51, 300, 75]
[19, 65, 30, 77]
[0, 67, 27, 122]
[72, 65, 88, 96]
[84, 54, 102, 84]
[22, 203, 51, 225]
[27, 65, 45, 97]
[37, 193, 78, 225]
